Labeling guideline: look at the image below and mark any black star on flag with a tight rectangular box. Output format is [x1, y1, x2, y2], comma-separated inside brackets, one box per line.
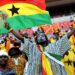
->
[8, 5, 19, 16]
[63, 51, 69, 57]
[73, 50, 75, 54]
[73, 61, 75, 68]
[65, 51, 69, 55]
[64, 59, 72, 66]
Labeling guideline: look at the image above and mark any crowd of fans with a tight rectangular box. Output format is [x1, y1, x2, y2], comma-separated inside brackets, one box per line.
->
[0, 6, 75, 74]
[0, 20, 75, 74]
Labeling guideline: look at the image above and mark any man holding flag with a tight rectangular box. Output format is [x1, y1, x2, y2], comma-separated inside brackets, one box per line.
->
[0, 0, 75, 75]
[4, 22, 75, 75]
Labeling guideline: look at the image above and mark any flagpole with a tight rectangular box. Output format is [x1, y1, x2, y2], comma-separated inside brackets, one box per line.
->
[44, 51, 64, 66]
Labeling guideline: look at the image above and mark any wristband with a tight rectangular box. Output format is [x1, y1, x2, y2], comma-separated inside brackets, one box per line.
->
[9, 28, 13, 32]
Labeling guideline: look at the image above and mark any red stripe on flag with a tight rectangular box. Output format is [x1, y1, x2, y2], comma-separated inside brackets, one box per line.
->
[0, 0, 46, 10]
[41, 54, 47, 75]
[42, 66, 47, 75]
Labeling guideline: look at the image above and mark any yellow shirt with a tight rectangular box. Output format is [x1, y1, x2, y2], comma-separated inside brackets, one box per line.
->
[62, 35, 75, 75]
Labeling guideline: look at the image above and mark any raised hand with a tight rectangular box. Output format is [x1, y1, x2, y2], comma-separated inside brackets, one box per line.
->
[67, 28, 75, 38]
[5, 22, 11, 30]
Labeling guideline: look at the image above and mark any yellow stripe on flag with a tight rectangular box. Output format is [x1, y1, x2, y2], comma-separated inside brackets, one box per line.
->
[0, 3, 48, 17]
[42, 54, 53, 75]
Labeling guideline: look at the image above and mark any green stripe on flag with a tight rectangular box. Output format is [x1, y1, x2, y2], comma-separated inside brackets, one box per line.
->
[49, 53, 63, 61]
[0, 14, 51, 34]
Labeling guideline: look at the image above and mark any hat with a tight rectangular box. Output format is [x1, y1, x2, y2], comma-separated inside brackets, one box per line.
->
[32, 26, 38, 32]
[0, 50, 8, 56]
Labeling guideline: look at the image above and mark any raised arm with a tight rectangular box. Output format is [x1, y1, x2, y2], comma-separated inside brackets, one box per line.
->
[67, 28, 75, 39]
[46, 28, 75, 56]
[5, 22, 24, 43]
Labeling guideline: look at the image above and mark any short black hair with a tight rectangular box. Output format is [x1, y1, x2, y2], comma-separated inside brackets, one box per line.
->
[8, 47, 22, 57]
[14, 42, 21, 47]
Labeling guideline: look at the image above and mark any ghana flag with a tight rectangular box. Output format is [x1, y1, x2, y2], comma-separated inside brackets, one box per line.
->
[0, 0, 51, 34]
